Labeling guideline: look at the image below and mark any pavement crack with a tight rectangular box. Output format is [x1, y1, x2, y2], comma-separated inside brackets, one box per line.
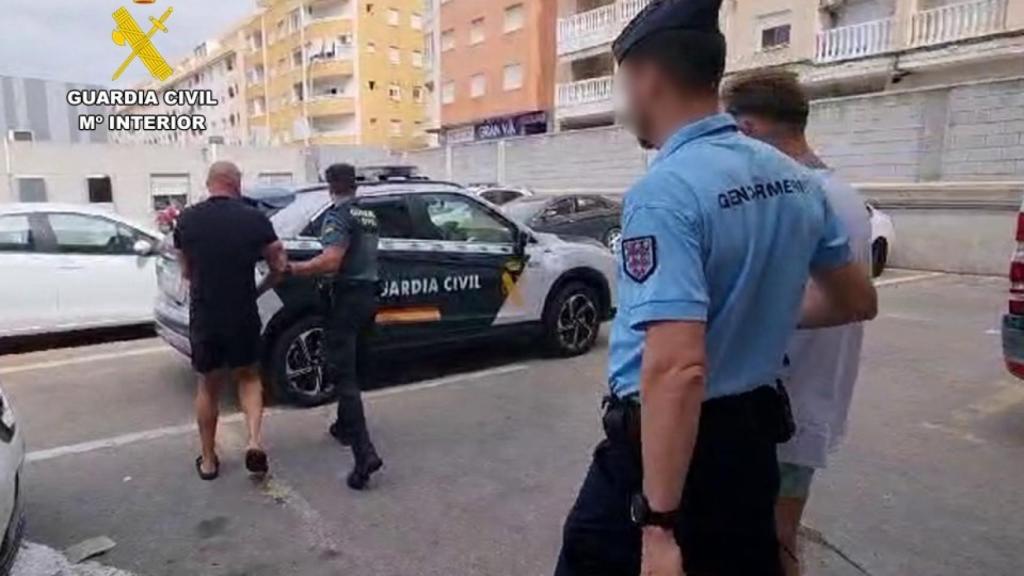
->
[800, 526, 877, 576]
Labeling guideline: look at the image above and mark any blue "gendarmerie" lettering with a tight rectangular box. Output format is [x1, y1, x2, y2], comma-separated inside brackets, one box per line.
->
[717, 179, 809, 209]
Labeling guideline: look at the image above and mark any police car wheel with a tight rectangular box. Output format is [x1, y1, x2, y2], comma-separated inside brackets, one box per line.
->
[268, 316, 334, 407]
[544, 282, 601, 357]
[604, 227, 622, 253]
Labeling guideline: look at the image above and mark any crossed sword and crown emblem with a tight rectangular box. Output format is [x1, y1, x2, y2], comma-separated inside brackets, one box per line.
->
[111, 4, 175, 82]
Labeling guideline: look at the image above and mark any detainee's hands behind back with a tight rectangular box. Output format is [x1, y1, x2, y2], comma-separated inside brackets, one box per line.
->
[799, 261, 878, 329]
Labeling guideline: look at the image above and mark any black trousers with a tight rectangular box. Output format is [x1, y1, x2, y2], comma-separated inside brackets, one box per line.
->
[323, 281, 377, 456]
[555, 387, 785, 576]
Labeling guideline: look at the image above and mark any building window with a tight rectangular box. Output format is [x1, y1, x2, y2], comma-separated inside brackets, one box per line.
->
[150, 174, 190, 210]
[293, 82, 306, 102]
[390, 119, 402, 137]
[503, 63, 523, 91]
[16, 177, 47, 203]
[470, 74, 486, 98]
[413, 86, 424, 102]
[226, 56, 235, 72]
[389, 46, 401, 65]
[470, 18, 486, 45]
[87, 176, 113, 203]
[292, 48, 303, 68]
[441, 29, 455, 51]
[504, 4, 524, 33]
[367, 41, 377, 53]
[758, 12, 792, 50]
[412, 50, 424, 68]
[411, 12, 423, 30]
[442, 81, 455, 104]
[8, 130, 33, 142]
[387, 8, 399, 26]
[389, 83, 402, 101]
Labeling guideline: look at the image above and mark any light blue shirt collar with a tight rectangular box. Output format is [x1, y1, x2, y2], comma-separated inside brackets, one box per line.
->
[652, 113, 738, 166]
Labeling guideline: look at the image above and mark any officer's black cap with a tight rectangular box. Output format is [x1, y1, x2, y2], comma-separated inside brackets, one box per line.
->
[325, 163, 356, 186]
[612, 0, 724, 64]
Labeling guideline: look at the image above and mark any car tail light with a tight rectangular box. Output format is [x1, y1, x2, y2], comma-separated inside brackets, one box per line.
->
[1011, 213, 1024, 314]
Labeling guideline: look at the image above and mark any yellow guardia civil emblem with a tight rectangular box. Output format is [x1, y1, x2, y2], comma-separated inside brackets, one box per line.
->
[111, 5, 175, 81]
[502, 259, 525, 306]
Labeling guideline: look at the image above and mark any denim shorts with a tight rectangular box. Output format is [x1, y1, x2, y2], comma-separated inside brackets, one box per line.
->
[778, 462, 816, 500]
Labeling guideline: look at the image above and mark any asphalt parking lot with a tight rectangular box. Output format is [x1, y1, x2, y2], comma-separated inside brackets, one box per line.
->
[0, 270, 1018, 576]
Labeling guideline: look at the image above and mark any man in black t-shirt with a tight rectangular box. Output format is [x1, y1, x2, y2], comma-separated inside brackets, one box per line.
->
[174, 161, 288, 481]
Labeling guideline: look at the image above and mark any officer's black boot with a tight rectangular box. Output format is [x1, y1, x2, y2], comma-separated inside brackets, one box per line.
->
[346, 441, 383, 491]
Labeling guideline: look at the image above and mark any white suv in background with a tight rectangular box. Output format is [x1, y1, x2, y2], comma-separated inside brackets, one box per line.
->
[0, 204, 161, 339]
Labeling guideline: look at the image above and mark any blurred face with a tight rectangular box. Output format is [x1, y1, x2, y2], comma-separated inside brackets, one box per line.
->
[617, 59, 664, 150]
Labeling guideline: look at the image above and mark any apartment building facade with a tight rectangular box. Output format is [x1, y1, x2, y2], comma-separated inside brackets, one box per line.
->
[437, 0, 557, 145]
[116, 0, 428, 150]
[113, 33, 249, 147]
[555, 0, 1024, 130]
[243, 0, 427, 149]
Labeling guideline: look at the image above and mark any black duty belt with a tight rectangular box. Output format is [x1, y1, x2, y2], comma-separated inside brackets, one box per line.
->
[602, 384, 795, 454]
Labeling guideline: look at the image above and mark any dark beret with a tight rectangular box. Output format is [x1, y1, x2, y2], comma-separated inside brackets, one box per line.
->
[612, 0, 724, 63]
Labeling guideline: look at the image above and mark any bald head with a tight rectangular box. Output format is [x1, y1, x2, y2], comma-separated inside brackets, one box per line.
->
[207, 161, 242, 198]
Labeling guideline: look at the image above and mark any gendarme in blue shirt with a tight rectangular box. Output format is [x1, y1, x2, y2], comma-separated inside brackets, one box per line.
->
[609, 114, 852, 400]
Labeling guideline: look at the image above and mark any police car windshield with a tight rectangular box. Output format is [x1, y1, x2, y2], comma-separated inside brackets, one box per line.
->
[503, 197, 550, 223]
[270, 182, 467, 238]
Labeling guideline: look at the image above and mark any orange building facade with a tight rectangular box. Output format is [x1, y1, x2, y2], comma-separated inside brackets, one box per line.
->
[438, 0, 556, 144]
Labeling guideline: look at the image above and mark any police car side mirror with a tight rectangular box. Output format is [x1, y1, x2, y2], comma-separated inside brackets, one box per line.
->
[133, 239, 155, 257]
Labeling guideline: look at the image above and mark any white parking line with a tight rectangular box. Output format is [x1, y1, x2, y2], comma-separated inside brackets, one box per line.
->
[874, 272, 946, 288]
[13, 541, 140, 576]
[0, 346, 171, 376]
[26, 363, 529, 464]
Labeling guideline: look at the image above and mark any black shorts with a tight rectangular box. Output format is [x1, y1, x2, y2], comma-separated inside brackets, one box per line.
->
[189, 314, 262, 374]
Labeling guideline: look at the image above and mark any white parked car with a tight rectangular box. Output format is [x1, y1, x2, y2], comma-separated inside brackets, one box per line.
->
[0, 204, 162, 339]
[868, 203, 895, 277]
[0, 384, 24, 574]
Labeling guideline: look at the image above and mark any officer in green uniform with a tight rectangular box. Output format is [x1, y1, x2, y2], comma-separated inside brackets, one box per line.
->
[288, 163, 383, 490]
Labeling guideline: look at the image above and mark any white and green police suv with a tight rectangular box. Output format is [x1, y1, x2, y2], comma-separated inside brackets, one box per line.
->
[155, 180, 618, 406]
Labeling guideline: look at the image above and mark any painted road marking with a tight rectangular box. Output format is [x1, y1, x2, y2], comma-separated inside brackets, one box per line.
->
[0, 346, 171, 376]
[13, 541, 140, 576]
[874, 271, 946, 288]
[26, 364, 529, 464]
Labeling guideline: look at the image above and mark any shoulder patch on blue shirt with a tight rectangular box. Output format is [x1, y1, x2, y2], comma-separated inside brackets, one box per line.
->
[622, 236, 657, 283]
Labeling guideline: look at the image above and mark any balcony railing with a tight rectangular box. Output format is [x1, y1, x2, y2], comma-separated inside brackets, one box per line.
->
[910, 0, 1007, 47]
[814, 0, 1008, 64]
[556, 76, 615, 116]
[816, 17, 895, 63]
[308, 45, 353, 63]
[557, 0, 652, 56]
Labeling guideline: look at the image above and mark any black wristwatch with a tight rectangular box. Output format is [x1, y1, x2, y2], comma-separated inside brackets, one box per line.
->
[630, 493, 678, 529]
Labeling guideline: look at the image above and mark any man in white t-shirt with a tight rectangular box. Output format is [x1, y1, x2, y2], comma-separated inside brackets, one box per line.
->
[724, 71, 873, 576]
